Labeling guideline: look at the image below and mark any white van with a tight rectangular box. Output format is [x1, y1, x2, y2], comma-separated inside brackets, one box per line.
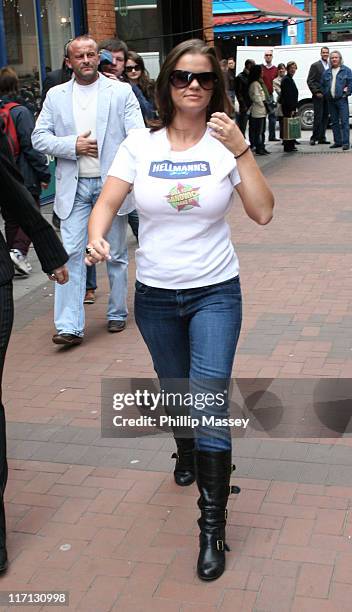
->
[235, 42, 352, 129]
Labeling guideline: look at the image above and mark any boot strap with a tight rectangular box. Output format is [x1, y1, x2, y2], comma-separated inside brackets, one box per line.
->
[215, 539, 230, 552]
[216, 539, 224, 551]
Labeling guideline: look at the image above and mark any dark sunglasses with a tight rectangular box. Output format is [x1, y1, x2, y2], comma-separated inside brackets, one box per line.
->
[169, 70, 218, 90]
[126, 65, 141, 73]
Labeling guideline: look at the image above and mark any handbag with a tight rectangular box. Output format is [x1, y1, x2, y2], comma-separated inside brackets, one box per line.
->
[283, 116, 301, 140]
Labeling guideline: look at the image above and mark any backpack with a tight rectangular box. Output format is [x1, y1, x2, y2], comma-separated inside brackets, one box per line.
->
[0, 101, 20, 158]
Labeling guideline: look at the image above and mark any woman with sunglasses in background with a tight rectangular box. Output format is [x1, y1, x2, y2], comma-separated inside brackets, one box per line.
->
[125, 51, 156, 123]
[85, 39, 274, 582]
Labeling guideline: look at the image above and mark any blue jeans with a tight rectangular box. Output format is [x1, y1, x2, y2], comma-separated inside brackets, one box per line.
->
[328, 96, 350, 146]
[86, 265, 97, 290]
[134, 277, 242, 451]
[55, 177, 128, 336]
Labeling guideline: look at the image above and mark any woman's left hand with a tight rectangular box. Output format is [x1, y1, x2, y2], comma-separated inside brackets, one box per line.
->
[84, 237, 111, 266]
[207, 112, 247, 157]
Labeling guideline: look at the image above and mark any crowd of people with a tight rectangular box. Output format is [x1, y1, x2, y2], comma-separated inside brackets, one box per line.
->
[222, 46, 352, 154]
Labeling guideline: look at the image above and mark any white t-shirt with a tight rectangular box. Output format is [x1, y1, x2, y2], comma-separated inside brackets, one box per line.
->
[108, 127, 241, 289]
[73, 79, 100, 177]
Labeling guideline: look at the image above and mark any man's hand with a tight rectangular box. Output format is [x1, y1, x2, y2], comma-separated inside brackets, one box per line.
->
[102, 72, 118, 81]
[76, 130, 98, 157]
[47, 265, 69, 284]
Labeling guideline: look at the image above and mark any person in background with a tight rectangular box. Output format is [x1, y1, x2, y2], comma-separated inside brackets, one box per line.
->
[248, 64, 269, 155]
[234, 58, 255, 136]
[125, 51, 156, 123]
[227, 57, 236, 106]
[85, 38, 274, 582]
[98, 39, 144, 241]
[307, 46, 330, 146]
[124, 50, 157, 242]
[322, 50, 352, 151]
[0, 67, 51, 275]
[281, 61, 299, 153]
[32, 35, 144, 345]
[41, 46, 72, 106]
[262, 50, 278, 142]
[273, 63, 286, 140]
[0, 121, 68, 573]
[41, 41, 97, 303]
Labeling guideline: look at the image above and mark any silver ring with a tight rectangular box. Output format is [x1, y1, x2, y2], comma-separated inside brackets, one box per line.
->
[50, 273, 56, 279]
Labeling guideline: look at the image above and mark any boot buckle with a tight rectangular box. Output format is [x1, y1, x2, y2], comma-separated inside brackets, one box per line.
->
[216, 539, 224, 551]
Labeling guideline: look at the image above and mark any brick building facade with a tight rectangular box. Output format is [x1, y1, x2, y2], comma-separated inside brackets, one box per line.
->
[86, 0, 116, 40]
[84, 0, 214, 52]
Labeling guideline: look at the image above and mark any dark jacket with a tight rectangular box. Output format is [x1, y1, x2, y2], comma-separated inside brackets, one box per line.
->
[228, 68, 236, 93]
[281, 74, 299, 117]
[0, 125, 68, 286]
[131, 84, 156, 123]
[322, 64, 352, 99]
[234, 70, 251, 112]
[1, 96, 50, 196]
[41, 65, 72, 106]
[307, 60, 327, 96]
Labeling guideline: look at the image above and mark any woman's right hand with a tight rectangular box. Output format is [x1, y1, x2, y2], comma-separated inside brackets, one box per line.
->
[85, 238, 111, 266]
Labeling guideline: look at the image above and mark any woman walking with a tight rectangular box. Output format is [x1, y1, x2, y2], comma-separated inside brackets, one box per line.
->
[86, 39, 274, 581]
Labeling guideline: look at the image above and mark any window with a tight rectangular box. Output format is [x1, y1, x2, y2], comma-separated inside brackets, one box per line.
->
[115, 0, 160, 54]
[39, 0, 74, 73]
[3, 0, 40, 85]
[323, 0, 352, 25]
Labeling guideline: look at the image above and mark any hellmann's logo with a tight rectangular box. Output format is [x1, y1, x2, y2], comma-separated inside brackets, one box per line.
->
[149, 160, 211, 179]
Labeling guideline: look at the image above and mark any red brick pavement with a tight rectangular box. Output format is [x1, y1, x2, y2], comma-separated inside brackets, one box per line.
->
[2, 151, 352, 610]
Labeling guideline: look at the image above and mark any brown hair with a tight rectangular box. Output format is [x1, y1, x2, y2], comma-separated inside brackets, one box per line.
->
[0, 66, 19, 95]
[98, 38, 128, 61]
[286, 61, 297, 71]
[126, 51, 155, 101]
[150, 39, 232, 131]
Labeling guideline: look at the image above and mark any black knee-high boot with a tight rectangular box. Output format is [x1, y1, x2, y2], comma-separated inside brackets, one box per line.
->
[195, 450, 240, 581]
[0, 405, 8, 573]
[0, 497, 7, 572]
[172, 438, 195, 486]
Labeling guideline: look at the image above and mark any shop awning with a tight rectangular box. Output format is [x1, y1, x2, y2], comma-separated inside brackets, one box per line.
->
[214, 14, 286, 26]
[213, 0, 310, 21]
[249, 0, 310, 19]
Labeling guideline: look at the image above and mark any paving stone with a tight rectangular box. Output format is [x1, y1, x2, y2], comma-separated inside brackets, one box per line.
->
[4, 148, 352, 608]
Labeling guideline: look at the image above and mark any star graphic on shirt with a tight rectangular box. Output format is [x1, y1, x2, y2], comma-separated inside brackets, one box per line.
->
[165, 183, 201, 212]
